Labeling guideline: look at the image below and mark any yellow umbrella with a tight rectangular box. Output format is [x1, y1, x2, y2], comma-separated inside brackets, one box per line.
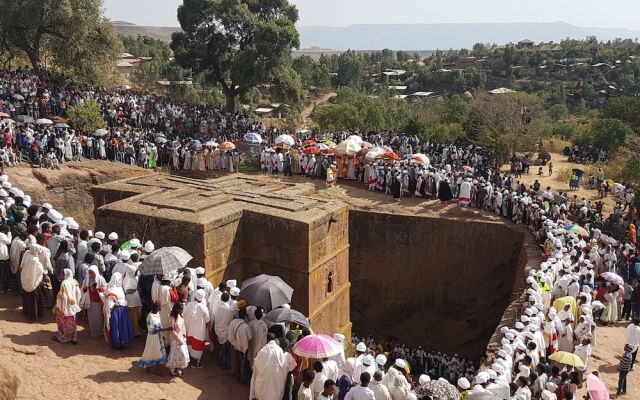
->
[549, 351, 585, 368]
[553, 296, 578, 326]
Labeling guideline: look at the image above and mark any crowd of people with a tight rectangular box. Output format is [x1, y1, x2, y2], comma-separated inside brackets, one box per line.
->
[2, 68, 640, 399]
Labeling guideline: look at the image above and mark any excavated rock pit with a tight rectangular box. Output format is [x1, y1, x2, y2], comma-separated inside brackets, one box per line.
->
[348, 209, 537, 361]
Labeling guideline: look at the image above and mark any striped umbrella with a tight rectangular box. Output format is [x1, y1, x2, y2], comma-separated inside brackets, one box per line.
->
[564, 224, 588, 237]
[293, 334, 342, 359]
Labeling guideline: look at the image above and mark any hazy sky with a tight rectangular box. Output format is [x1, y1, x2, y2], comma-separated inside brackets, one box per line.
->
[103, 0, 640, 30]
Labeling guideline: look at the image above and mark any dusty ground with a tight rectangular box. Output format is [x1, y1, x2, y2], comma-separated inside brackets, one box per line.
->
[1, 152, 636, 399]
[0, 293, 247, 400]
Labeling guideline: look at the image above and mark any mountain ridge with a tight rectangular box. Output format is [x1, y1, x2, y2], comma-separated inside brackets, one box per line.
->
[112, 21, 640, 51]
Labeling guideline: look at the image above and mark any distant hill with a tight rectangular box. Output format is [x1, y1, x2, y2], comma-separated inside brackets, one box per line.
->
[298, 22, 640, 50]
[112, 21, 180, 42]
[112, 21, 640, 51]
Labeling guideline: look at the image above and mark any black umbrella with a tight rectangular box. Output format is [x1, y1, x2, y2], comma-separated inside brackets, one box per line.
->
[240, 274, 294, 310]
[264, 308, 309, 328]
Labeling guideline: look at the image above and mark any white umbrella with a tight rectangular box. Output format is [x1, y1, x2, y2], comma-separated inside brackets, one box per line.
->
[275, 134, 295, 146]
[336, 140, 362, 156]
[93, 128, 109, 137]
[36, 118, 53, 125]
[347, 135, 363, 144]
[11, 94, 24, 101]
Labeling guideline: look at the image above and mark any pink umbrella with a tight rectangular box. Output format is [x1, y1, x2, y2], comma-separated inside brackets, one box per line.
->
[462, 165, 475, 173]
[586, 373, 609, 400]
[599, 272, 624, 286]
[292, 334, 342, 359]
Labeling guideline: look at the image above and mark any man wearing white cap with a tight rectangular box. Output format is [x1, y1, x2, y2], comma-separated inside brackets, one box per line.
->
[214, 292, 234, 369]
[457, 377, 471, 395]
[352, 354, 376, 385]
[194, 267, 214, 298]
[184, 289, 210, 369]
[382, 359, 410, 399]
[141, 240, 154, 261]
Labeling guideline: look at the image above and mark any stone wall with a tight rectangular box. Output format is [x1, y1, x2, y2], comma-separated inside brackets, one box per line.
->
[348, 210, 528, 360]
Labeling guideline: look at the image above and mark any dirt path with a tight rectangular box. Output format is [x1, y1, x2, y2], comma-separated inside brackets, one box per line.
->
[297, 92, 336, 130]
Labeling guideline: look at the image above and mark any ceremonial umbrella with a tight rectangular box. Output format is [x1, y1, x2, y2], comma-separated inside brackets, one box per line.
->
[336, 140, 362, 156]
[275, 134, 295, 147]
[139, 246, 193, 276]
[15, 115, 34, 124]
[36, 118, 53, 125]
[415, 379, 459, 400]
[360, 141, 373, 148]
[54, 123, 70, 129]
[549, 351, 585, 368]
[586, 373, 610, 400]
[2, 118, 15, 124]
[303, 146, 320, 155]
[93, 128, 109, 137]
[292, 334, 342, 359]
[382, 150, 400, 161]
[321, 148, 335, 155]
[239, 274, 294, 310]
[564, 224, 588, 237]
[314, 143, 329, 151]
[466, 393, 502, 400]
[599, 271, 624, 286]
[412, 154, 429, 164]
[219, 141, 236, 151]
[365, 151, 382, 162]
[303, 139, 316, 148]
[243, 132, 263, 145]
[264, 308, 309, 328]
[347, 135, 363, 144]
[11, 94, 24, 101]
[0, 112, 9, 118]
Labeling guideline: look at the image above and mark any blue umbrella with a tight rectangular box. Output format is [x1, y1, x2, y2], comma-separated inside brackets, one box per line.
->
[243, 132, 263, 146]
[189, 139, 201, 151]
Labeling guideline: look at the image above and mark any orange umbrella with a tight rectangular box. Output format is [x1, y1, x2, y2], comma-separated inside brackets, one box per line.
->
[383, 150, 400, 161]
[219, 141, 236, 150]
[303, 139, 317, 148]
[304, 147, 320, 155]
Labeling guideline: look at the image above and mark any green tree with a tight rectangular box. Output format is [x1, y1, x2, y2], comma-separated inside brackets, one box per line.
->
[603, 96, 640, 133]
[591, 118, 633, 152]
[171, 0, 300, 111]
[0, 0, 121, 84]
[336, 50, 364, 88]
[548, 104, 569, 122]
[466, 93, 544, 166]
[67, 99, 105, 134]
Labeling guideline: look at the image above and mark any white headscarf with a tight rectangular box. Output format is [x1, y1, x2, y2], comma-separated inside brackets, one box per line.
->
[56, 268, 81, 316]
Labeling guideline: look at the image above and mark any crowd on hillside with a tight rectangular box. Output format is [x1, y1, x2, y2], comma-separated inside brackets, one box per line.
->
[0, 68, 260, 170]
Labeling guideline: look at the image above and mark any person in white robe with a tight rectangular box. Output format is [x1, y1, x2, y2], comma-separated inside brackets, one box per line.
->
[248, 308, 268, 367]
[214, 292, 234, 369]
[184, 289, 210, 367]
[228, 309, 253, 383]
[249, 334, 297, 400]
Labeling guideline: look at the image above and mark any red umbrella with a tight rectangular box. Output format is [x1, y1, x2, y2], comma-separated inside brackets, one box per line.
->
[0, 112, 9, 118]
[304, 146, 320, 155]
[303, 139, 317, 148]
[321, 148, 335, 155]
